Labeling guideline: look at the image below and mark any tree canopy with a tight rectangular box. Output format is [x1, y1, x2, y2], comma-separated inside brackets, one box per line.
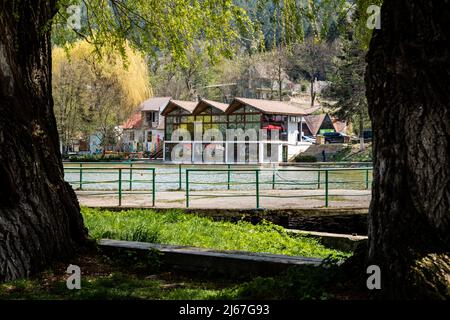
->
[53, 39, 151, 153]
[52, 0, 255, 66]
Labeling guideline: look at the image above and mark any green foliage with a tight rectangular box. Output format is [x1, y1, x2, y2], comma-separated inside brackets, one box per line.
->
[52, 0, 255, 67]
[334, 144, 373, 162]
[0, 265, 345, 300]
[294, 155, 317, 163]
[103, 248, 163, 273]
[323, 33, 368, 120]
[81, 208, 350, 258]
[353, 0, 384, 48]
[218, 259, 343, 299]
[68, 154, 125, 162]
[0, 272, 223, 300]
[53, 40, 151, 154]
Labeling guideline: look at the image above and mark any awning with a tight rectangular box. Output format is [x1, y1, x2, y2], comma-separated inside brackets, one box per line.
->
[262, 124, 283, 130]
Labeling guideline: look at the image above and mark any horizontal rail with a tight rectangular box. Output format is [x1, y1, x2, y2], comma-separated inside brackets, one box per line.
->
[64, 163, 373, 209]
[184, 167, 372, 209]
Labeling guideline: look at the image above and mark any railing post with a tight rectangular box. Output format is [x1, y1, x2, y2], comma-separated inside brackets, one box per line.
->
[325, 170, 329, 207]
[317, 170, 321, 189]
[227, 164, 231, 190]
[179, 164, 182, 190]
[118, 168, 122, 206]
[185, 169, 190, 208]
[152, 168, 156, 207]
[79, 163, 83, 190]
[256, 169, 260, 209]
[129, 163, 133, 191]
[272, 167, 276, 190]
[365, 169, 369, 190]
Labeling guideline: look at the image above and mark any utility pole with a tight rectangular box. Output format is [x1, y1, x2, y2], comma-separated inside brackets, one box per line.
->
[278, 57, 282, 101]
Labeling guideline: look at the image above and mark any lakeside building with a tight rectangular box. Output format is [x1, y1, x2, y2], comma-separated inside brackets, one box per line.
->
[122, 97, 170, 154]
[161, 97, 319, 163]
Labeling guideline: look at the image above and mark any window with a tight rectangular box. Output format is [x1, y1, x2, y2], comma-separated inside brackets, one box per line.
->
[146, 112, 159, 124]
[245, 106, 259, 113]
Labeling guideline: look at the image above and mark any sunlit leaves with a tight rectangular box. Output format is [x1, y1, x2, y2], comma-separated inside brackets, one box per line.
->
[52, 40, 151, 147]
[52, 0, 255, 66]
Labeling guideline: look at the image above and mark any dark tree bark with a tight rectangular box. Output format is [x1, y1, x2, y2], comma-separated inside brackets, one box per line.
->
[366, 0, 450, 299]
[0, 1, 87, 281]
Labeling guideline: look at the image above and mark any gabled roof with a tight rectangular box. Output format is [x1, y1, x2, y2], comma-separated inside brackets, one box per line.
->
[332, 118, 347, 133]
[193, 99, 228, 114]
[123, 112, 142, 129]
[161, 100, 197, 116]
[304, 113, 348, 135]
[228, 97, 312, 116]
[140, 97, 172, 111]
[304, 114, 327, 136]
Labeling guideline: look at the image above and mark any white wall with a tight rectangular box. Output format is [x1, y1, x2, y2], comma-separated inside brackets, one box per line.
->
[287, 143, 311, 160]
[287, 121, 299, 144]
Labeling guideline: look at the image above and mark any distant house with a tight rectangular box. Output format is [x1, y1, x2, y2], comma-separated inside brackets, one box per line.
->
[122, 97, 170, 154]
[241, 62, 294, 100]
[303, 113, 348, 137]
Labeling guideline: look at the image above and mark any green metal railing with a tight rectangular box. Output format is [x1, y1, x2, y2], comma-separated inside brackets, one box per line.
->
[63, 162, 372, 209]
[64, 166, 156, 206]
[185, 167, 373, 209]
[64, 161, 372, 192]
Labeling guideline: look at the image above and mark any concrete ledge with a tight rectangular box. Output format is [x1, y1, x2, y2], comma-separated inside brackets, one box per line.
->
[286, 229, 368, 252]
[99, 239, 323, 278]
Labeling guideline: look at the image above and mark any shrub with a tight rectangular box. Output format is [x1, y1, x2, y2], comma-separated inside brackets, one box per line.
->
[294, 154, 317, 162]
[69, 154, 125, 162]
[143, 151, 151, 158]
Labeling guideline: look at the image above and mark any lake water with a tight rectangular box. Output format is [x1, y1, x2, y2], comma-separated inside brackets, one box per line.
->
[64, 163, 371, 191]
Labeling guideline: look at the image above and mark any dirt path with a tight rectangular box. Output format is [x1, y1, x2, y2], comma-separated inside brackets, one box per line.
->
[76, 189, 371, 209]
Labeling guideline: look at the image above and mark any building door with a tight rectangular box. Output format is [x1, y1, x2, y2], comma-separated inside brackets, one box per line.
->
[282, 145, 288, 163]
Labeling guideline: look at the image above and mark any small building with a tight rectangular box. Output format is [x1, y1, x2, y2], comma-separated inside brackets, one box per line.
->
[122, 97, 170, 154]
[162, 97, 318, 163]
[303, 113, 348, 137]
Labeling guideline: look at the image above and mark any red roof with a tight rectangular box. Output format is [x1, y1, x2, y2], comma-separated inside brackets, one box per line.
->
[123, 112, 142, 129]
[332, 119, 347, 133]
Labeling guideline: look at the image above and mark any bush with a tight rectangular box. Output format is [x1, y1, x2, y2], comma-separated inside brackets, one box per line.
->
[143, 151, 151, 158]
[68, 154, 125, 162]
[294, 154, 317, 163]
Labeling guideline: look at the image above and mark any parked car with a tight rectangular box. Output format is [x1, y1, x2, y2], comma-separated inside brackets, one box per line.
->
[302, 135, 316, 144]
[323, 132, 346, 144]
[350, 130, 373, 144]
[363, 130, 373, 142]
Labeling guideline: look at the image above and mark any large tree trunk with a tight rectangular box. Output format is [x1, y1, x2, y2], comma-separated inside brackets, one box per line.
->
[0, 1, 87, 281]
[366, 0, 450, 299]
[359, 111, 365, 151]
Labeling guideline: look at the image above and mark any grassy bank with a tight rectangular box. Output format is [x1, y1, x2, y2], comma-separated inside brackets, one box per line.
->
[82, 208, 350, 259]
[334, 143, 373, 162]
[0, 209, 357, 300]
[0, 253, 357, 300]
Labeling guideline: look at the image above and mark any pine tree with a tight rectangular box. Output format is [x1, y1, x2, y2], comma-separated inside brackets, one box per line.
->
[325, 34, 369, 150]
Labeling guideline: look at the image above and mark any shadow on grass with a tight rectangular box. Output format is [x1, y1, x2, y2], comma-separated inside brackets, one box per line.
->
[0, 251, 367, 300]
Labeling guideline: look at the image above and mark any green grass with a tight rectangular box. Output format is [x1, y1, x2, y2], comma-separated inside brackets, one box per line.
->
[334, 143, 373, 162]
[0, 257, 350, 300]
[82, 208, 350, 259]
[0, 273, 225, 300]
[327, 170, 372, 190]
[0, 208, 358, 300]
